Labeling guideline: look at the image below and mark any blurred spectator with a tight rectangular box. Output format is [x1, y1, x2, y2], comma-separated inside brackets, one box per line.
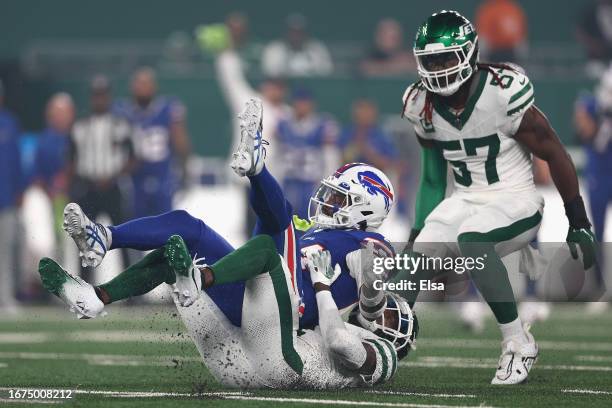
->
[339, 99, 398, 171]
[226, 12, 249, 51]
[360, 19, 415, 76]
[276, 88, 340, 218]
[475, 0, 528, 63]
[0, 78, 23, 312]
[68, 75, 134, 231]
[115, 67, 190, 217]
[35, 93, 75, 198]
[261, 14, 333, 77]
[577, 0, 612, 62]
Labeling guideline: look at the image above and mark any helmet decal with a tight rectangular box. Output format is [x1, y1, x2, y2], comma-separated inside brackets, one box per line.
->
[358, 171, 393, 210]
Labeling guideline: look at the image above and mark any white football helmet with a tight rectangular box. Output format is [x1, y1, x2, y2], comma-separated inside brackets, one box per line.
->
[308, 163, 395, 230]
[350, 292, 418, 360]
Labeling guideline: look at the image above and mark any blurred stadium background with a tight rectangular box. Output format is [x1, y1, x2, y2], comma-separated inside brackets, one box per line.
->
[0, 0, 610, 364]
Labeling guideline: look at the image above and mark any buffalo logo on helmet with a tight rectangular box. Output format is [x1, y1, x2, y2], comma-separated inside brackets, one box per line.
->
[357, 171, 393, 211]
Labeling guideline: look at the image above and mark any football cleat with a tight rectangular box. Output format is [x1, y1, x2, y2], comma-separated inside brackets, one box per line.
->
[165, 235, 205, 307]
[491, 326, 538, 385]
[230, 98, 267, 177]
[63, 202, 110, 268]
[38, 258, 106, 319]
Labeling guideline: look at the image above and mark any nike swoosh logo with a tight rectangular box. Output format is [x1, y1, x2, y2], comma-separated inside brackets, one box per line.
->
[519, 77, 526, 85]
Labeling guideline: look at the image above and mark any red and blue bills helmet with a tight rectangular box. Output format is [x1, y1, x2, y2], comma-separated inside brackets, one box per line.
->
[308, 163, 395, 230]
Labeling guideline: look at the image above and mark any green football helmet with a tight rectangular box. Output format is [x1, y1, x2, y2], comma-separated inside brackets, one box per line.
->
[413, 10, 479, 96]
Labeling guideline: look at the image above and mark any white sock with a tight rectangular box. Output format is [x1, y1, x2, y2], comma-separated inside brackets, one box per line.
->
[498, 317, 528, 343]
[104, 225, 113, 248]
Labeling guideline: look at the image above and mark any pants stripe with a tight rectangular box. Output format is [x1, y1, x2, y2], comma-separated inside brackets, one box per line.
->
[270, 263, 304, 375]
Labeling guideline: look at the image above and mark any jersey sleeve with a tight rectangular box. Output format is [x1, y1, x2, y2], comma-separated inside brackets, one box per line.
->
[498, 69, 535, 136]
[361, 337, 398, 385]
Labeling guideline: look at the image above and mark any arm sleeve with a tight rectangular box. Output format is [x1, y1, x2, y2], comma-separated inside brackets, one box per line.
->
[215, 50, 257, 114]
[315, 290, 367, 370]
[413, 144, 447, 231]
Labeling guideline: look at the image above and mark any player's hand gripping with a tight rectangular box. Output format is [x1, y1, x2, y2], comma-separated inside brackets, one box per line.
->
[307, 249, 341, 288]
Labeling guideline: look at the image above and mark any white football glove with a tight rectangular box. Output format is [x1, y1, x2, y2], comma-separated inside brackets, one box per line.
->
[307, 249, 341, 286]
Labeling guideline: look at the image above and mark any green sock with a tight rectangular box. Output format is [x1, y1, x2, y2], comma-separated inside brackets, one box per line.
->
[210, 235, 280, 286]
[458, 240, 518, 324]
[98, 248, 175, 303]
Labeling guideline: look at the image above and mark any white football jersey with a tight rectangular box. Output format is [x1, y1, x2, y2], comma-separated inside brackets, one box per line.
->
[402, 67, 536, 194]
[295, 323, 398, 389]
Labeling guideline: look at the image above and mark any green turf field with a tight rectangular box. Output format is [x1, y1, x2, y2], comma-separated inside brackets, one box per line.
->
[1, 304, 611, 407]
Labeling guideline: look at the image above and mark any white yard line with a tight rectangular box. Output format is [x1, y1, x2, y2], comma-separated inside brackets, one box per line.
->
[0, 399, 60, 404]
[0, 351, 201, 367]
[562, 389, 612, 395]
[574, 355, 612, 363]
[0, 388, 494, 407]
[220, 396, 494, 408]
[421, 338, 612, 352]
[366, 390, 476, 398]
[3, 330, 612, 352]
[400, 357, 612, 372]
[0, 331, 192, 344]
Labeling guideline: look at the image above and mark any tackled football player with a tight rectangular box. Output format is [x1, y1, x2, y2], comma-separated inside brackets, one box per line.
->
[398, 10, 597, 384]
[38, 99, 417, 386]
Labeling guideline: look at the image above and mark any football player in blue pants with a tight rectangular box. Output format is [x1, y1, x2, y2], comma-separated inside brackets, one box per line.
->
[47, 99, 396, 331]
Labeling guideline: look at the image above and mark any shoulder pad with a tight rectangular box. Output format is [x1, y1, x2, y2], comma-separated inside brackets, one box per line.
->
[401, 81, 426, 122]
[487, 66, 534, 117]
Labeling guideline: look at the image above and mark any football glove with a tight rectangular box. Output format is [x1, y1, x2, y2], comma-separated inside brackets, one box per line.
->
[307, 249, 341, 287]
[566, 227, 597, 270]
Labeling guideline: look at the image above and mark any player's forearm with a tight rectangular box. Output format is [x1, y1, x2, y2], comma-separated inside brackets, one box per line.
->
[315, 290, 367, 370]
[216, 50, 255, 112]
[545, 147, 580, 204]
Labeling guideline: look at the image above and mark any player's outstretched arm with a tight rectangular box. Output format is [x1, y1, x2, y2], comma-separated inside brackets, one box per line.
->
[308, 250, 377, 375]
[410, 139, 447, 241]
[514, 105, 597, 269]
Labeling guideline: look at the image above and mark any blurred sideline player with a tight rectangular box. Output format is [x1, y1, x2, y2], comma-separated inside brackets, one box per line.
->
[196, 22, 290, 177]
[277, 88, 341, 218]
[114, 67, 190, 218]
[575, 67, 612, 311]
[46, 99, 399, 333]
[400, 11, 596, 384]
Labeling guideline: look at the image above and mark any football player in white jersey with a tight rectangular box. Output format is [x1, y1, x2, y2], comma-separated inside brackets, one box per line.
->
[166, 233, 416, 389]
[399, 10, 597, 385]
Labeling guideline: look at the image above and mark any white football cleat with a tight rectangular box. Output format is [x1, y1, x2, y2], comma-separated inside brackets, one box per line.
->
[165, 235, 204, 307]
[63, 202, 110, 268]
[230, 98, 266, 177]
[38, 258, 106, 319]
[491, 326, 538, 385]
